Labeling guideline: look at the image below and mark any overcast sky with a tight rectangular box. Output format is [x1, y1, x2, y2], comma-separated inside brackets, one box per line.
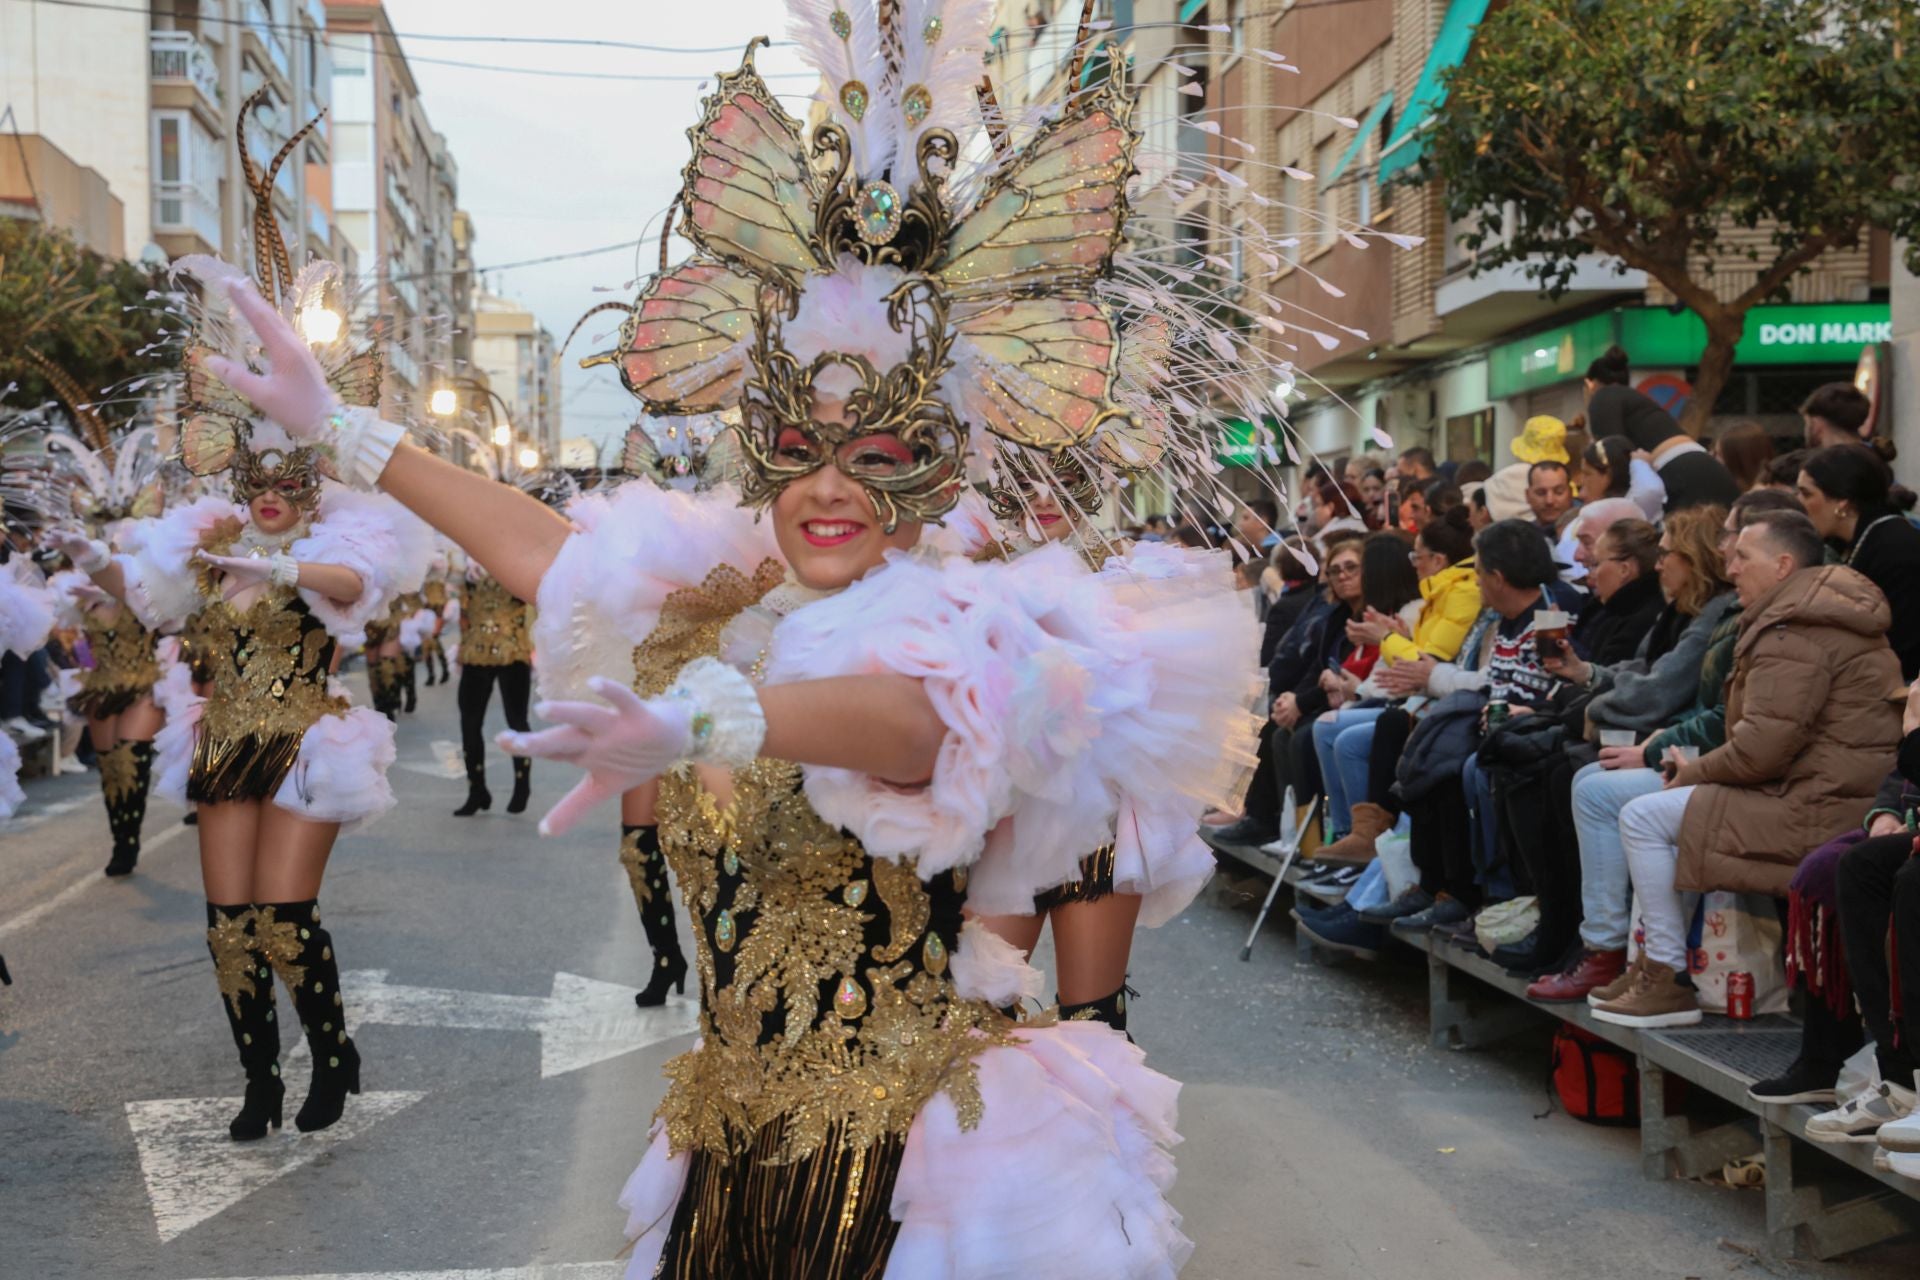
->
[388, 0, 813, 458]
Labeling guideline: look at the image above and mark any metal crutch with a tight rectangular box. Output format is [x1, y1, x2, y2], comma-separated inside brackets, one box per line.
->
[1240, 788, 1321, 961]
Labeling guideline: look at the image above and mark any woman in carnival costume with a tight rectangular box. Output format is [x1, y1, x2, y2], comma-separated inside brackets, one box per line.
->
[41, 400, 171, 878]
[189, 0, 1369, 1267]
[80, 89, 432, 1142]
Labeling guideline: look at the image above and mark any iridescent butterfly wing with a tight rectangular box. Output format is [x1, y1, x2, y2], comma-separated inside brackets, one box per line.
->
[622, 422, 665, 481]
[936, 83, 1140, 449]
[596, 259, 760, 415]
[179, 344, 257, 477]
[678, 46, 824, 289]
[326, 348, 383, 409]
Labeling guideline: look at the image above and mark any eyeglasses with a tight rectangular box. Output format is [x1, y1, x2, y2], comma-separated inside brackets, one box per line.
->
[1328, 561, 1362, 578]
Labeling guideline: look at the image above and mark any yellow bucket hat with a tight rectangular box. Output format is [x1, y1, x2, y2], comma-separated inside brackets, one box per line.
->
[1512, 415, 1569, 465]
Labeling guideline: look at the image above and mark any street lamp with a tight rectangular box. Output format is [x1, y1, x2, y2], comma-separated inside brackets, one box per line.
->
[517, 445, 540, 470]
[428, 387, 458, 417]
[494, 423, 514, 449]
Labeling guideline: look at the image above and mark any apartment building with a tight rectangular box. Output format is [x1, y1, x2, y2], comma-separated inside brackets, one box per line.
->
[326, 0, 465, 416]
[1, 0, 338, 268]
[471, 289, 560, 464]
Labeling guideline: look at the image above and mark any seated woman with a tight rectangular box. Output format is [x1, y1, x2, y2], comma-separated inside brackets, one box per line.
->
[1568, 518, 1667, 666]
[1313, 507, 1480, 860]
[1525, 506, 1739, 998]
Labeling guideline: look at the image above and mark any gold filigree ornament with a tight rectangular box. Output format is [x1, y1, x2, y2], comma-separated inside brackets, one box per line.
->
[594, 35, 1146, 528]
[207, 908, 260, 1018]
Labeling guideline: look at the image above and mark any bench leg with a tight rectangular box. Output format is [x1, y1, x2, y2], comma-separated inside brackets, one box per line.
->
[1426, 943, 1536, 1050]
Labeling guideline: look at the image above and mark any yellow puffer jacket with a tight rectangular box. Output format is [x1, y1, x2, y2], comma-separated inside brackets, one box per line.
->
[1380, 558, 1481, 664]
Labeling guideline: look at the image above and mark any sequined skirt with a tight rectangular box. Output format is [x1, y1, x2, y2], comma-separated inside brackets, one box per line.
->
[653, 1115, 905, 1280]
[68, 680, 154, 720]
[187, 729, 305, 804]
[1034, 844, 1119, 912]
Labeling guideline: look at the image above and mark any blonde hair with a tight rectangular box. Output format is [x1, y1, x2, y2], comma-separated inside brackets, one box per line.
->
[1660, 504, 1732, 616]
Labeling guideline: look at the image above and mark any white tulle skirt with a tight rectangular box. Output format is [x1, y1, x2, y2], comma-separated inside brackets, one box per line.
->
[619, 1020, 1190, 1279]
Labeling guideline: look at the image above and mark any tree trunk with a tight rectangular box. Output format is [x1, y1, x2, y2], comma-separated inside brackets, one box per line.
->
[1680, 304, 1748, 437]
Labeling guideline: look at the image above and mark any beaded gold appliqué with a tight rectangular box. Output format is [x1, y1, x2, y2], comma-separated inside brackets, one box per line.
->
[631, 559, 787, 697]
[460, 575, 534, 666]
[252, 905, 309, 992]
[206, 908, 259, 1017]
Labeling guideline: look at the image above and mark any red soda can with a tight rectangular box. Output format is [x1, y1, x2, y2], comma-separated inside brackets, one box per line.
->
[1726, 971, 1754, 1020]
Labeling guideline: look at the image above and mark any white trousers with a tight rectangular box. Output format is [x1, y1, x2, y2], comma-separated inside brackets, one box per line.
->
[1617, 785, 1699, 970]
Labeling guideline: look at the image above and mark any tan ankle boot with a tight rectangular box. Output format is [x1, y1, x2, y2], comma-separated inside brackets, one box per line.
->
[1318, 802, 1392, 864]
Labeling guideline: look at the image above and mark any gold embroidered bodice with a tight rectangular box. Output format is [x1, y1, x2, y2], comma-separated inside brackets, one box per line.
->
[80, 613, 159, 694]
[460, 574, 533, 666]
[197, 590, 344, 748]
[422, 578, 449, 610]
[644, 561, 1016, 1165]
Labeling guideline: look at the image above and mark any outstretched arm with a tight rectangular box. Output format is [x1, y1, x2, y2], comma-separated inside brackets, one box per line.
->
[194, 551, 364, 604]
[45, 530, 128, 602]
[205, 283, 571, 602]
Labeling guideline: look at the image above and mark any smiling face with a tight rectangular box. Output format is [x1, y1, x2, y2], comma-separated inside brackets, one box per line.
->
[248, 483, 307, 535]
[769, 430, 924, 589]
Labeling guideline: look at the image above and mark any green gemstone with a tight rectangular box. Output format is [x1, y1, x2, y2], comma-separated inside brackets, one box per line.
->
[724, 849, 740, 876]
[902, 85, 932, 129]
[845, 880, 868, 907]
[716, 908, 736, 952]
[829, 8, 852, 38]
[840, 80, 869, 121]
[925, 932, 947, 974]
[857, 181, 903, 244]
[923, 15, 942, 44]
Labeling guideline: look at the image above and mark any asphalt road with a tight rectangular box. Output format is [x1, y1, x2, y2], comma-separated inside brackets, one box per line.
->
[2, 672, 1918, 1279]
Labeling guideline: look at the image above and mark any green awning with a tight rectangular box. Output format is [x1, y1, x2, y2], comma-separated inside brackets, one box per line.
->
[1377, 0, 1490, 185]
[1178, 0, 1208, 23]
[1324, 91, 1394, 185]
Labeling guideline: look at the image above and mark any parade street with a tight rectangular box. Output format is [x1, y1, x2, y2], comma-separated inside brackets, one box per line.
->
[0, 676, 1912, 1279]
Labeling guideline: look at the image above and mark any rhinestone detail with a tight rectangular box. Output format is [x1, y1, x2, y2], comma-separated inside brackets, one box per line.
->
[901, 84, 932, 129]
[839, 79, 869, 122]
[855, 180, 903, 245]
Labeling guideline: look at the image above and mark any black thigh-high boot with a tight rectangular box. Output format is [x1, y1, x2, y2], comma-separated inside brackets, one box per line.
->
[1060, 980, 1135, 1041]
[401, 654, 418, 714]
[422, 639, 439, 687]
[103, 740, 155, 877]
[621, 825, 688, 1007]
[206, 903, 284, 1140]
[500, 663, 532, 815]
[256, 899, 361, 1132]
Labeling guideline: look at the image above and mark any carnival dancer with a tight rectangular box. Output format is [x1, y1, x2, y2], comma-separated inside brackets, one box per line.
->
[452, 557, 535, 816]
[42, 417, 170, 877]
[190, 1, 1286, 1264]
[0, 551, 55, 820]
[94, 87, 429, 1142]
[418, 544, 454, 687]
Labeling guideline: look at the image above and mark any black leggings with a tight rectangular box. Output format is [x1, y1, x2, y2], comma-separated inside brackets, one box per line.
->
[457, 662, 531, 768]
[1835, 833, 1920, 1089]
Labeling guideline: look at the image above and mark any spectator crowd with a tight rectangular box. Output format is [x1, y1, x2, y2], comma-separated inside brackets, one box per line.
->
[1172, 347, 1920, 1180]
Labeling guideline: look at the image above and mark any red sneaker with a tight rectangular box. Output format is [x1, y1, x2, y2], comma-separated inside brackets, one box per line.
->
[1527, 948, 1627, 1002]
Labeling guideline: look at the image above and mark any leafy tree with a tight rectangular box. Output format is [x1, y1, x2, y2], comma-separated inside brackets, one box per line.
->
[1421, 0, 1920, 432]
[0, 218, 165, 428]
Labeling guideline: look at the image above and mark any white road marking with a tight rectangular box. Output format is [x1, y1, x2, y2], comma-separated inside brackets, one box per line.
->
[0, 795, 86, 833]
[347, 969, 697, 1077]
[397, 739, 466, 778]
[0, 821, 190, 941]
[127, 1089, 427, 1242]
[182, 1266, 623, 1280]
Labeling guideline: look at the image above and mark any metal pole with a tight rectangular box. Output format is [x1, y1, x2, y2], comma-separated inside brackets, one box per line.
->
[1241, 791, 1320, 961]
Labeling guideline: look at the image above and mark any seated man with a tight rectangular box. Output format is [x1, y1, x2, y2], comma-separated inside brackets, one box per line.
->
[1595, 511, 1900, 1028]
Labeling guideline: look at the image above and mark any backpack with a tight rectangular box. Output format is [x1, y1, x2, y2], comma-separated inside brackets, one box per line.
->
[1548, 1026, 1642, 1127]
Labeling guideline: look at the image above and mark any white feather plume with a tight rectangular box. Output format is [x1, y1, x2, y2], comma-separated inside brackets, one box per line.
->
[789, 0, 899, 183]
[892, 0, 996, 188]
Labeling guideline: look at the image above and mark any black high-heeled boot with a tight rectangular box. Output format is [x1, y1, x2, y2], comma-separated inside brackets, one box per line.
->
[453, 759, 491, 817]
[506, 758, 531, 815]
[207, 903, 284, 1141]
[1059, 980, 1137, 1040]
[256, 899, 361, 1133]
[102, 740, 154, 877]
[620, 825, 688, 1007]
[422, 642, 438, 687]
[401, 657, 418, 713]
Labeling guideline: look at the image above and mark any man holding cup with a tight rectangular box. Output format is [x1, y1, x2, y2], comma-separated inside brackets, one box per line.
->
[1594, 511, 1901, 1027]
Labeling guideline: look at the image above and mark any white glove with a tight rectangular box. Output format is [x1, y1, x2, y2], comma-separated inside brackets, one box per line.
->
[205, 282, 406, 487]
[499, 661, 765, 837]
[46, 529, 110, 573]
[194, 551, 280, 602]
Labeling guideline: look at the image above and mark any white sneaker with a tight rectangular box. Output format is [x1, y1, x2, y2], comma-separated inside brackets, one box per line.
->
[5, 717, 48, 742]
[55, 754, 86, 776]
[1805, 1082, 1917, 1144]
[1875, 1108, 1920, 1155]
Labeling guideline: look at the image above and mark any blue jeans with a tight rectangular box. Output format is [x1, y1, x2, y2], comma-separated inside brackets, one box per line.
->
[1571, 761, 1666, 950]
[1464, 752, 1514, 900]
[1312, 707, 1386, 836]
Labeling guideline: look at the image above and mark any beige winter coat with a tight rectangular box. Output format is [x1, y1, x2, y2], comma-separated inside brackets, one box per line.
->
[1673, 565, 1902, 896]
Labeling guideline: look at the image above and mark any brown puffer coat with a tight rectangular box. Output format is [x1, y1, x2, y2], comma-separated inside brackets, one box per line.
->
[1673, 565, 1902, 896]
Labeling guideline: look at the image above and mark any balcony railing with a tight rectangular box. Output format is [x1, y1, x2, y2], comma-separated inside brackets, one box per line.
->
[150, 31, 221, 107]
[244, 0, 290, 80]
[153, 180, 223, 248]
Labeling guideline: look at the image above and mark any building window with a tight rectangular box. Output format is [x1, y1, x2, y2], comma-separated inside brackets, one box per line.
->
[156, 115, 183, 183]
[333, 32, 369, 76]
[1280, 159, 1302, 248]
[1229, 0, 1245, 56]
[1315, 138, 1338, 250]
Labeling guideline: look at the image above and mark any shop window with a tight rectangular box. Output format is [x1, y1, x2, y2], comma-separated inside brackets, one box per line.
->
[1445, 409, 1493, 464]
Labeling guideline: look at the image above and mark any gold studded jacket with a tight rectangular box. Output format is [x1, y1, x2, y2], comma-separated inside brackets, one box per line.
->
[460, 574, 533, 667]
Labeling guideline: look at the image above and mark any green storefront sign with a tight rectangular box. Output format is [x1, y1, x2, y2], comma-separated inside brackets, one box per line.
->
[1216, 417, 1269, 468]
[1487, 303, 1891, 399]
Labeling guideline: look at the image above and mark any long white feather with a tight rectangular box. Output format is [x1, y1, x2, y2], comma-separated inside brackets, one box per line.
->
[42, 431, 112, 502]
[893, 0, 995, 188]
[788, 0, 899, 182]
[111, 426, 156, 506]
